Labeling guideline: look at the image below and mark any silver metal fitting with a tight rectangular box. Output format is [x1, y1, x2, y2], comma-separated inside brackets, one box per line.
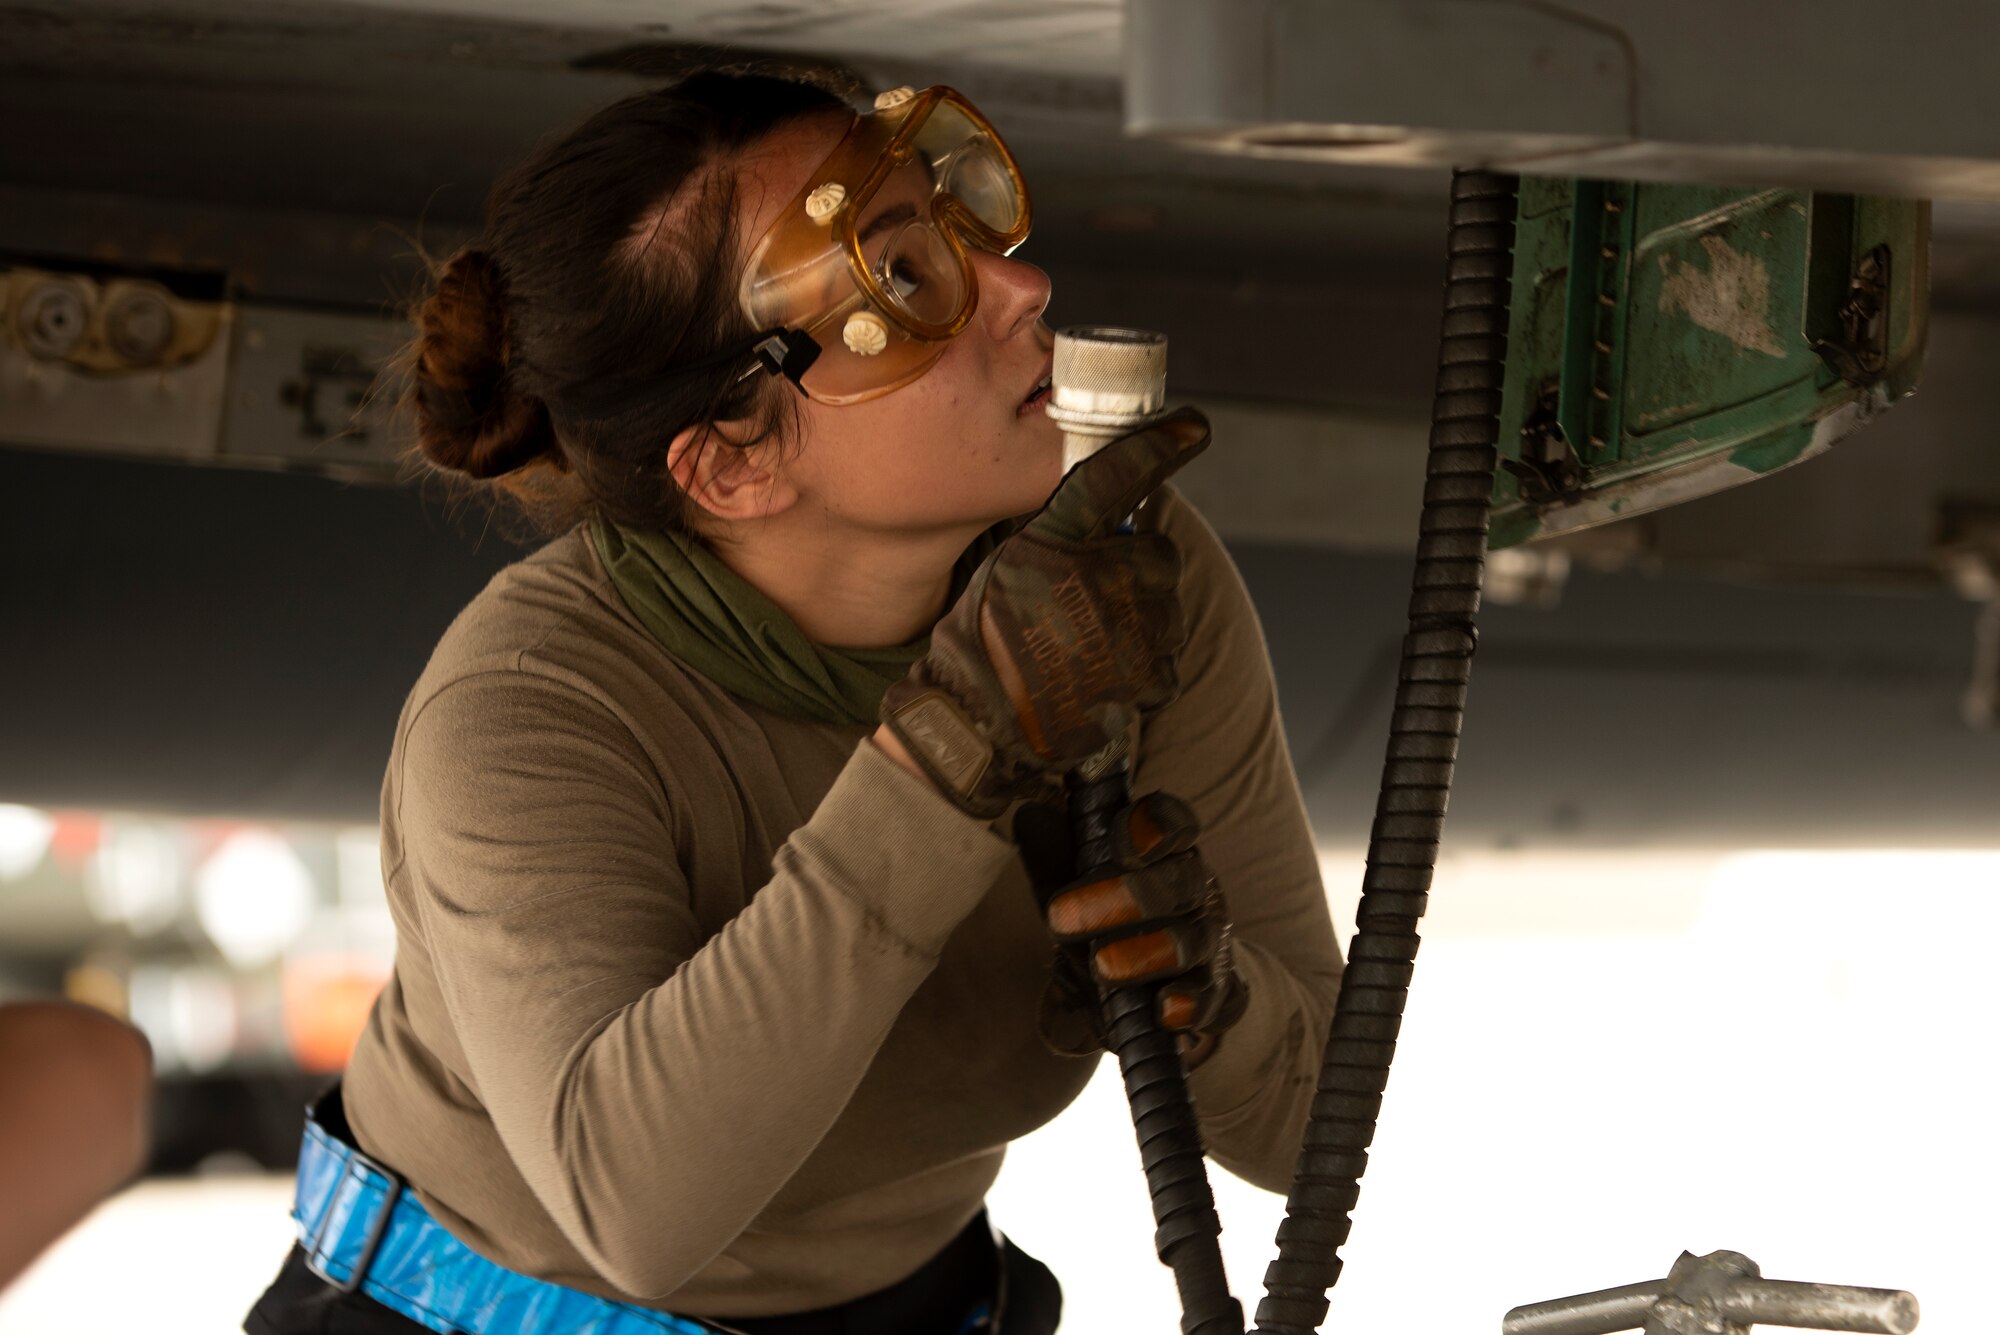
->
[1502, 1249, 1918, 1335]
[1045, 326, 1170, 473]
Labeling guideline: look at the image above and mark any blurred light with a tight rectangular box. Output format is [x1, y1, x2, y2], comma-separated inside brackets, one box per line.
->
[1708, 848, 2000, 903]
[1320, 846, 1722, 939]
[1483, 546, 1571, 609]
[334, 828, 385, 909]
[0, 804, 55, 879]
[84, 819, 184, 933]
[126, 965, 178, 1069]
[194, 829, 315, 968]
[63, 962, 129, 1020]
[128, 963, 237, 1074]
[167, 968, 238, 1074]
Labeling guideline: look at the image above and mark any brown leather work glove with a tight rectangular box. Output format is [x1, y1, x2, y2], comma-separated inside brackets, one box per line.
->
[881, 408, 1211, 818]
[1015, 792, 1250, 1061]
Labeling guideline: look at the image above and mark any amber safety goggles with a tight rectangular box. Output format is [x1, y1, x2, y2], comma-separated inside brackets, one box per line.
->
[734, 85, 1032, 405]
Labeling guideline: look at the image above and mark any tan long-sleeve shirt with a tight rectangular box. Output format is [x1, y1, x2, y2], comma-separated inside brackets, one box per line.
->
[342, 486, 1342, 1319]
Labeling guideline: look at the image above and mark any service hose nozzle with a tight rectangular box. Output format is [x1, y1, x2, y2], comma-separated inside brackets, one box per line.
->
[1048, 326, 1169, 472]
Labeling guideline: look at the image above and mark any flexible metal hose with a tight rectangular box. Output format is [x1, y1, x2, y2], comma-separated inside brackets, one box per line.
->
[1252, 169, 1520, 1335]
[1068, 765, 1243, 1335]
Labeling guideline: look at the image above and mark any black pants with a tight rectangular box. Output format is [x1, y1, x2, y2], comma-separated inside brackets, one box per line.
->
[245, 1214, 1062, 1335]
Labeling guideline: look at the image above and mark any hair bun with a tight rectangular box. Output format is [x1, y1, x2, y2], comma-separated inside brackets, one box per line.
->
[412, 248, 561, 479]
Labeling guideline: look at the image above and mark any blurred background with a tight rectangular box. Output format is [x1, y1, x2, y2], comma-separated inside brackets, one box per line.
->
[5, 823, 1996, 1331]
[4, 1, 1999, 1331]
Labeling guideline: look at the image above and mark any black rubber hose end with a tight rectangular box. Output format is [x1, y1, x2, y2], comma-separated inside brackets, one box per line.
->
[1071, 767, 1245, 1335]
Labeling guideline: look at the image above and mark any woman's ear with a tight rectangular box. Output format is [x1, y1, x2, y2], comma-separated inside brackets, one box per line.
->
[665, 419, 798, 524]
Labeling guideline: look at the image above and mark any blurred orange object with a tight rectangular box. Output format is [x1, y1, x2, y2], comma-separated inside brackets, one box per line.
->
[46, 812, 101, 871]
[280, 957, 387, 1074]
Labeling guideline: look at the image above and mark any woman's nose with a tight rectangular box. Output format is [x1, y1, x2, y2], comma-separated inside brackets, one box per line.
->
[968, 249, 1051, 341]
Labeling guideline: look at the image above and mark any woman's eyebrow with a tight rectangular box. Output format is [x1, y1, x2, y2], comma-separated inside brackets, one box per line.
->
[858, 200, 919, 243]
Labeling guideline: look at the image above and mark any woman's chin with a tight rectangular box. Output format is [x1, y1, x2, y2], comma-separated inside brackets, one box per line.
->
[1027, 428, 1068, 492]
[1018, 405, 1064, 455]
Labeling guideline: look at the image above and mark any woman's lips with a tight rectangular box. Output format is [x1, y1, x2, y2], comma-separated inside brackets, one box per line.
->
[1016, 359, 1054, 416]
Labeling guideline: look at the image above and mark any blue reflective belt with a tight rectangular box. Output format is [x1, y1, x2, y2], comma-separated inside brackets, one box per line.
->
[295, 1115, 719, 1335]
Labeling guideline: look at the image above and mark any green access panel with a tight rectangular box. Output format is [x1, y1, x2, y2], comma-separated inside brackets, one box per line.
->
[1488, 177, 1930, 550]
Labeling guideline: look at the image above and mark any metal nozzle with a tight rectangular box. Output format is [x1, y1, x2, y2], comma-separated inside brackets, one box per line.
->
[1046, 326, 1169, 472]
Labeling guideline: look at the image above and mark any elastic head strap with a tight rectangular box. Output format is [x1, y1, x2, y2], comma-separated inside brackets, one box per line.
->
[565, 327, 823, 421]
[657, 326, 819, 390]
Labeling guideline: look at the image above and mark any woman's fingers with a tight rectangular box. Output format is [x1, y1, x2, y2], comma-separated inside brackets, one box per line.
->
[1032, 409, 1211, 543]
[1087, 914, 1220, 986]
[1156, 960, 1242, 1025]
[1158, 983, 1202, 1031]
[1029, 792, 1252, 1058]
[1112, 791, 1200, 866]
[1045, 851, 1210, 941]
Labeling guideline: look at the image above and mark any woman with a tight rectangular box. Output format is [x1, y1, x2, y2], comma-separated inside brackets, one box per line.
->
[247, 67, 1341, 1335]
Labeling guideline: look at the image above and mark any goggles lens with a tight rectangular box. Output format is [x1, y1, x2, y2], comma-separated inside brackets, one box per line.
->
[737, 86, 1032, 406]
[913, 102, 1024, 235]
[873, 219, 966, 325]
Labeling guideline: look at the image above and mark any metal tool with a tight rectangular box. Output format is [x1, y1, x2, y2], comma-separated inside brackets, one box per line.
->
[1504, 1249, 1919, 1335]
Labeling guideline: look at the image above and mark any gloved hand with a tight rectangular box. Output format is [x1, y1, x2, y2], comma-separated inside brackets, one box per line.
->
[1015, 792, 1250, 1060]
[881, 408, 1210, 818]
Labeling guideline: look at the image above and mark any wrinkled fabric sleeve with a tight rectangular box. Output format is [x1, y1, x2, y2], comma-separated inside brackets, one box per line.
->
[396, 671, 1015, 1300]
[1134, 488, 1345, 1193]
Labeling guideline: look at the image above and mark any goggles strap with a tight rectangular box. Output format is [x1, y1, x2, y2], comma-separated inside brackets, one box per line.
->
[568, 328, 821, 420]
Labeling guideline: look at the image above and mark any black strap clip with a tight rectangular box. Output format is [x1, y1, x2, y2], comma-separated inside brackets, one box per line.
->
[746, 328, 822, 389]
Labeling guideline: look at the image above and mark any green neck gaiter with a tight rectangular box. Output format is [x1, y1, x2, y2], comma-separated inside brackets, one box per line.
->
[589, 517, 1004, 728]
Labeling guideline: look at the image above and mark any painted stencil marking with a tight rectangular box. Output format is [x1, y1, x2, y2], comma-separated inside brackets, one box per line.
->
[1656, 234, 1785, 357]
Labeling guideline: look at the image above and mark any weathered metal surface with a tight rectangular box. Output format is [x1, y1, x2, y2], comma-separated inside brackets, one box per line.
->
[1499, 1281, 1662, 1335]
[219, 306, 406, 481]
[0, 265, 234, 465]
[1129, 0, 2000, 200]
[1487, 182, 1929, 550]
[1505, 1250, 1919, 1335]
[0, 261, 410, 483]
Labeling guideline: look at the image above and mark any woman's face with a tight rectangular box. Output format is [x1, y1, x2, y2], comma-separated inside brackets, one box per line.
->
[733, 113, 1065, 536]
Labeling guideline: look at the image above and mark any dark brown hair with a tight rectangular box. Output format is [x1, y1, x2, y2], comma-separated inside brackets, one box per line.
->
[406, 68, 852, 537]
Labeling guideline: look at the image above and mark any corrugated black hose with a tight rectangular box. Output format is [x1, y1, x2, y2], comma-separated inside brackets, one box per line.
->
[1067, 762, 1242, 1335]
[1252, 168, 1520, 1335]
